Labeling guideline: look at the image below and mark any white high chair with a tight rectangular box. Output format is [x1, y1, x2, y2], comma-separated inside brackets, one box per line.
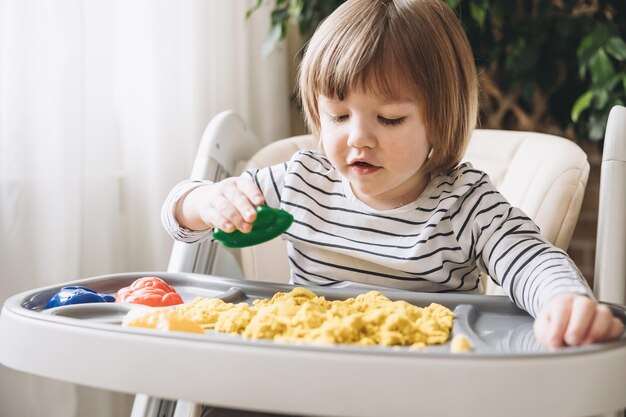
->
[1, 108, 625, 417]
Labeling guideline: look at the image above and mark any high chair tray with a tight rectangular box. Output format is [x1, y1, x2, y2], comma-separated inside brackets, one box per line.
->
[1, 271, 626, 417]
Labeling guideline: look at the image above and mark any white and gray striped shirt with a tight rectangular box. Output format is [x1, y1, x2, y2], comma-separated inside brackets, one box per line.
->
[162, 150, 592, 317]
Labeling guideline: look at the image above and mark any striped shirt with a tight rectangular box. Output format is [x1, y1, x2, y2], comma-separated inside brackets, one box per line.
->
[162, 150, 592, 317]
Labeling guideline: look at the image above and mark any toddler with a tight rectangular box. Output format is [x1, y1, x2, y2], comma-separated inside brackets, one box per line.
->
[163, 0, 623, 350]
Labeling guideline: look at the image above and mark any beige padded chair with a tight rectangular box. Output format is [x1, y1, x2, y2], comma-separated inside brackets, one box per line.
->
[166, 110, 590, 296]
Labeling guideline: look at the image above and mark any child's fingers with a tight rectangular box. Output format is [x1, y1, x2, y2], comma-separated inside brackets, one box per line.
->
[222, 188, 257, 223]
[598, 316, 626, 343]
[209, 194, 252, 233]
[546, 296, 573, 348]
[586, 317, 625, 345]
[222, 185, 260, 229]
[200, 206, 234, 233]
[563, 296, 595, 346]
[533, 313, 550, 346]
[607, 317, 625, 340]
[236, 177, 265, 206]
[580, 304, 613, 344]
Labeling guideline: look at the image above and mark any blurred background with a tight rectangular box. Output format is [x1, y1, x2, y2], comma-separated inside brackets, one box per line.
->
[0, 0, 624, 416]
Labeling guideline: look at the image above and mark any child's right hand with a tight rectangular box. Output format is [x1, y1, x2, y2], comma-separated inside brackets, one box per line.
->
[175, 177, 265, 233]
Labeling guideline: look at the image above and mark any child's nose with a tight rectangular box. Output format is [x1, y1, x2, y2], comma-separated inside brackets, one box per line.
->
[346, 119, 376, 148]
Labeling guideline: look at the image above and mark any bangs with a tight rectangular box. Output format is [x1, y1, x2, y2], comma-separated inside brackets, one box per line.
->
[299, 0, 428, 137]
[315, 40, 419, 102]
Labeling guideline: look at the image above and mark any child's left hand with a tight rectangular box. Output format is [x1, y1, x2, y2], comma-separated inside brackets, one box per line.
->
[534, 293, 624, 349]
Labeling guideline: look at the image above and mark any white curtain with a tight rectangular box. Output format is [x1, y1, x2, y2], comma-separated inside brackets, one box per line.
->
[0, 1, 290, 416]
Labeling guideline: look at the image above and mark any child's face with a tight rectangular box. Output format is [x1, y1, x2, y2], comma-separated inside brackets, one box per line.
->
[318, 90, 430, 211]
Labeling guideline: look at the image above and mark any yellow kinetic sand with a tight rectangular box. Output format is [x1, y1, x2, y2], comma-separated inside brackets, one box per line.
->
[450, 334, 473, 353]
[167, 287, 454, 347]
[123, 308, 204, 334]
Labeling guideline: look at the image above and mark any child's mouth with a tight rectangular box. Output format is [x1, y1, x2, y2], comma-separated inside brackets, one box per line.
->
[350, 161, 380, 174]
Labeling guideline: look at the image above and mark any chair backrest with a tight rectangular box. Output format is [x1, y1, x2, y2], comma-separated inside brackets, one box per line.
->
[240, 129, 590, 295]
[594, 105, 626, 304]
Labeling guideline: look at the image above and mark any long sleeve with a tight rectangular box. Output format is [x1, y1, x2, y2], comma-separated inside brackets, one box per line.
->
[161, 179, 214, 243]
[453, 170, 593, 317]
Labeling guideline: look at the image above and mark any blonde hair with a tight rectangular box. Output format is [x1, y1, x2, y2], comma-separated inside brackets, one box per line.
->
[298, 0, 478, 174]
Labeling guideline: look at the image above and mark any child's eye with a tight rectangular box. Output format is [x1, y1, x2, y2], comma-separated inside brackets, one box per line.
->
[329, 114, 348, 123]
[378, 116, 405, 126]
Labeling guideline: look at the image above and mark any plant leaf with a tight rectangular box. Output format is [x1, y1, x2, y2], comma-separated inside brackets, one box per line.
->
[577, 34, 595, 65]
[261, 23, 283, 57]
[469, 2, 486, 30]
[589, 49, 615, 86]
[603, 73, 622, 91]
[594, 90, 609, 110]
[245, 0, 264, 20]
[606, 37, 626, 61]
[577, 25, 609, 64]
[588, 113, 607, 141]
[571, 90, 593, 122]
[289, 0, 303, 18]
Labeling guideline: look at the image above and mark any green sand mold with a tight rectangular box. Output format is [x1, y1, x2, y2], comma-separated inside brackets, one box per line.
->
[212, 205, 294, 248]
